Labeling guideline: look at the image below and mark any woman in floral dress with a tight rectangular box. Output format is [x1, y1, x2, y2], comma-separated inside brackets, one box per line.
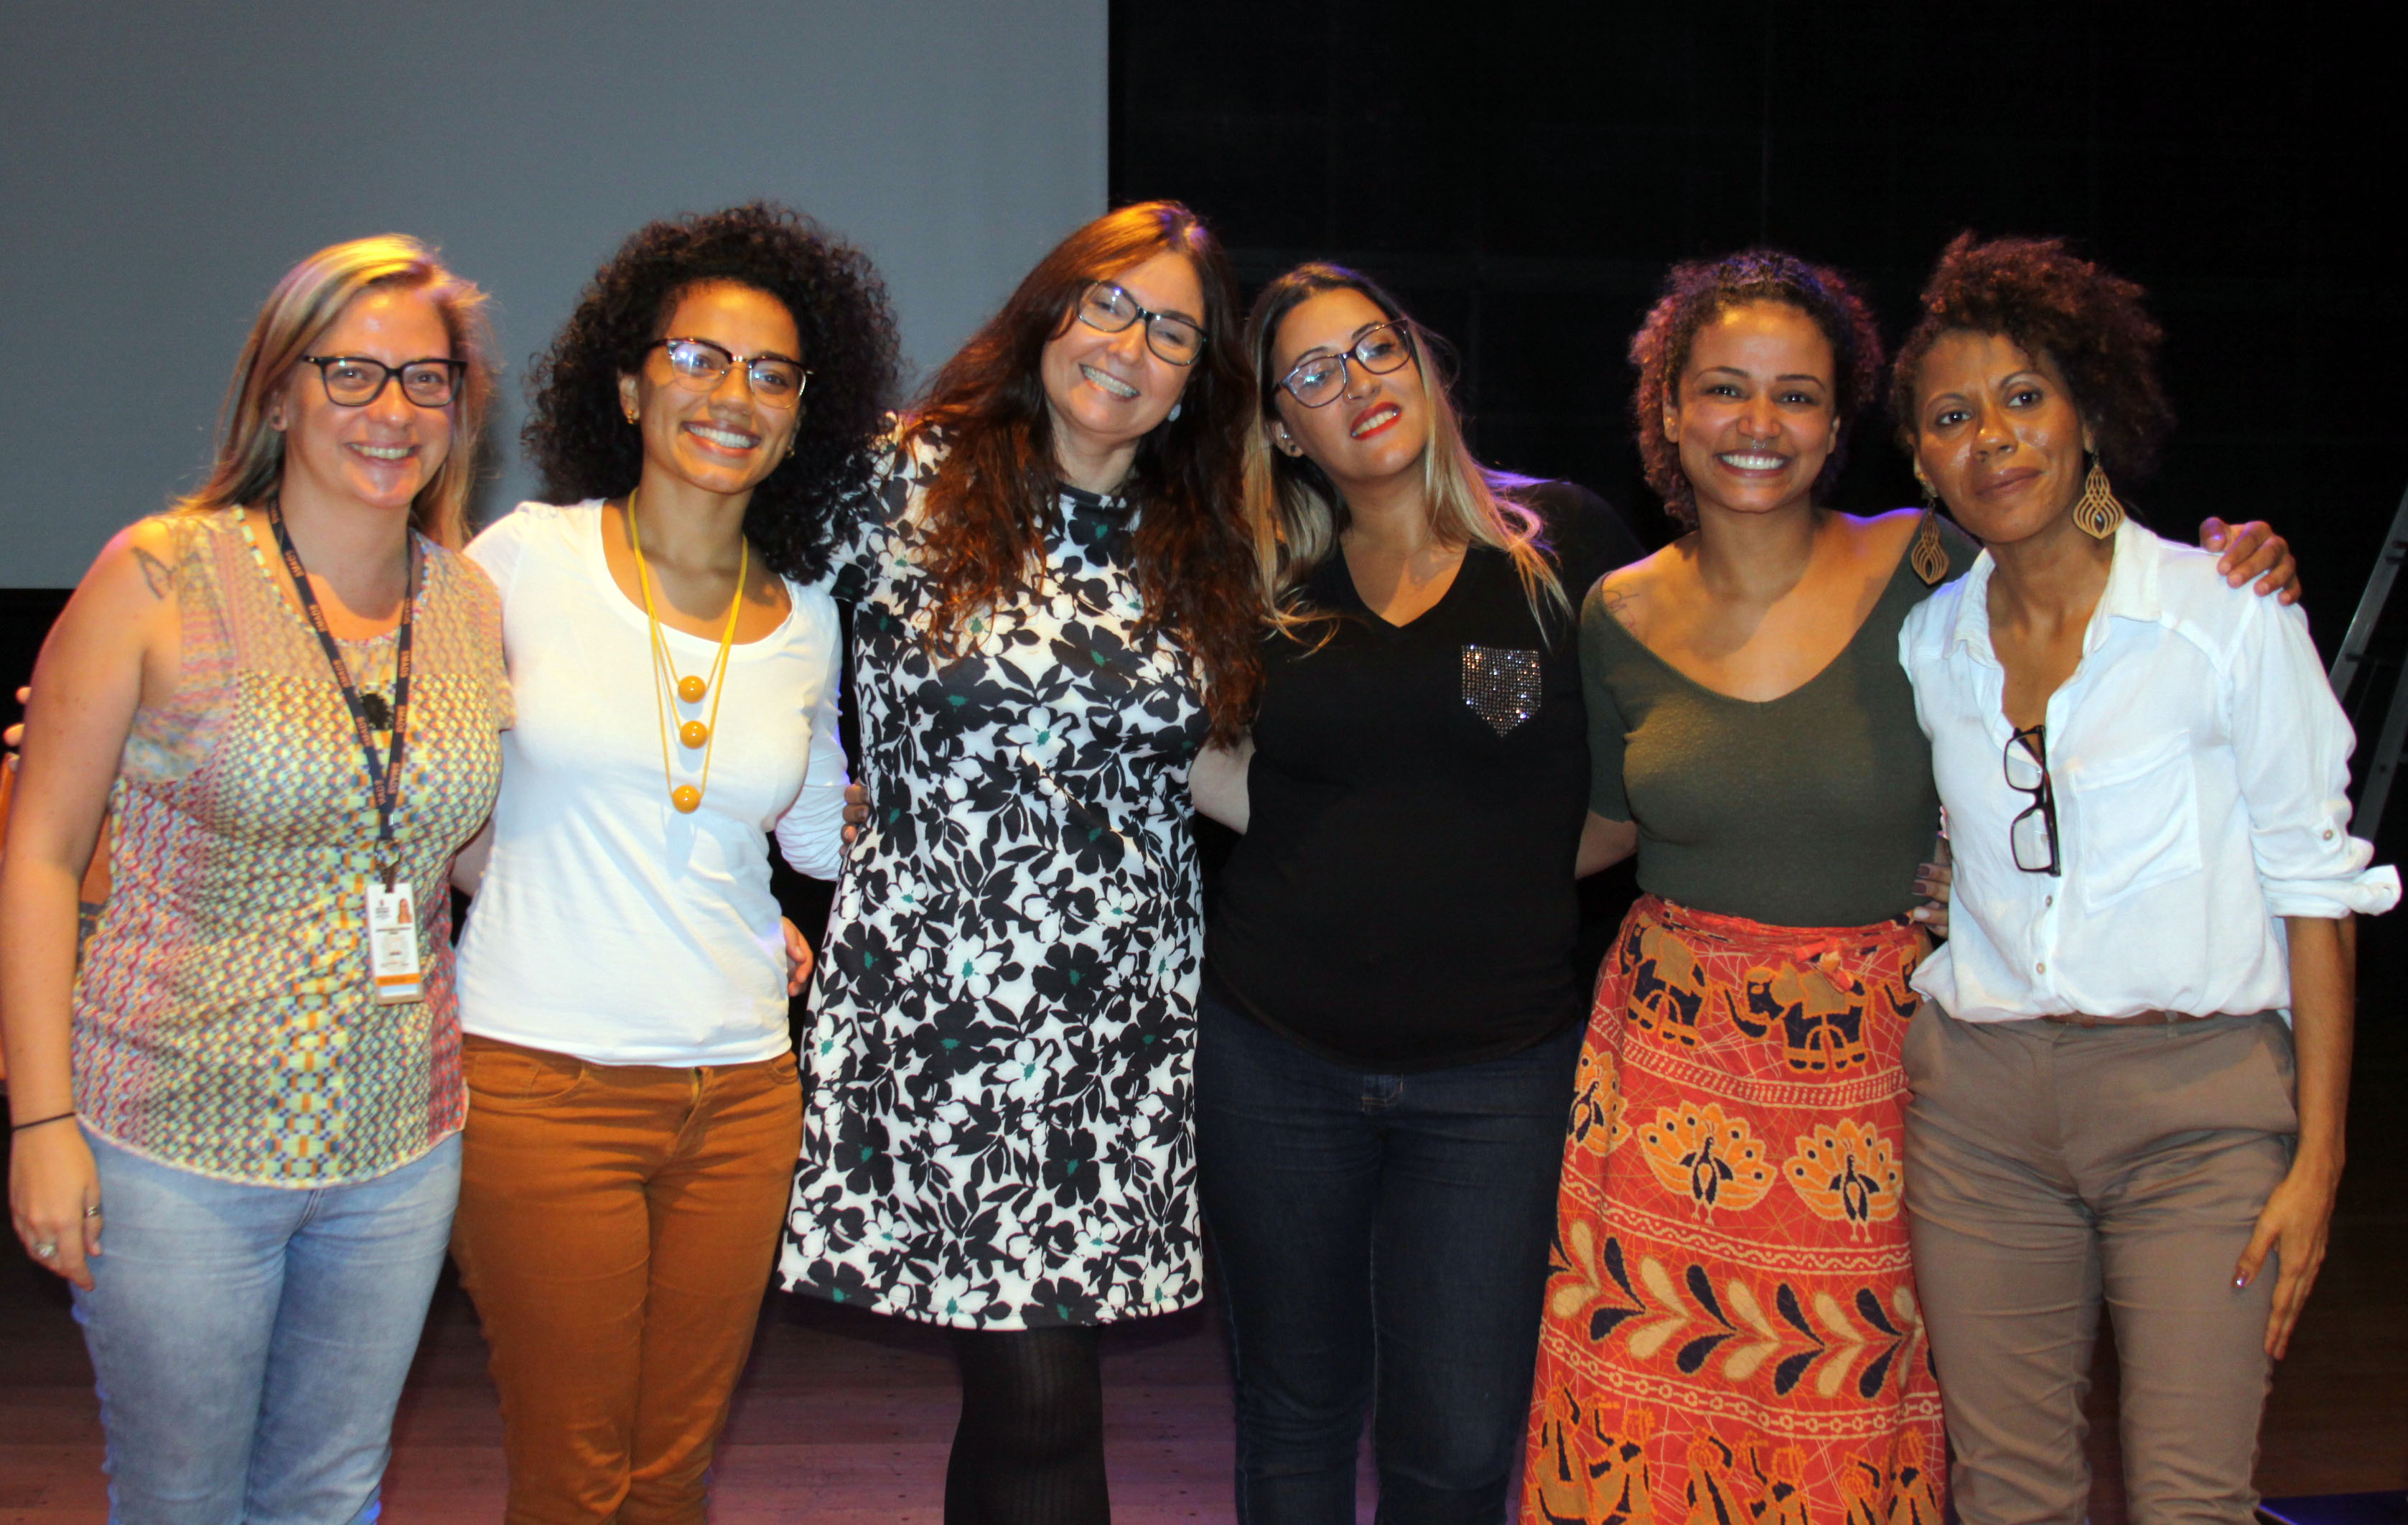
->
[778, 200, 1259, 1523]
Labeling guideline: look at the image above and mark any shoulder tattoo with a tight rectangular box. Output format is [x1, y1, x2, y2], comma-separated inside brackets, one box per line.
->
[131, 543, 176, 600]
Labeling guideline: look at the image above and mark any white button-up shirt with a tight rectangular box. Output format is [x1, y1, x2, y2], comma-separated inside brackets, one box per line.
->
[1900, 518, 2397, 1024]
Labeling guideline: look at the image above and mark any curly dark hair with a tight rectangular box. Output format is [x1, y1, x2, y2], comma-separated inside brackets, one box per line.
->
[905, 200, 1261, 742]
[521, 202, 900, 583]
[1890, 233, 2173, 481]
[1628, 248, 1885, 528]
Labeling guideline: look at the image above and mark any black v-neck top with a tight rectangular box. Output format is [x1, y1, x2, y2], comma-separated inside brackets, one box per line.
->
[1585, 518, 1977, 928]
[1205, 482, 1644, 1070]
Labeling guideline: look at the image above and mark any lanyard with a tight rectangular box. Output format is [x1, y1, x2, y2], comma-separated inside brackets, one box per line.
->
[266, 505, 416, 890]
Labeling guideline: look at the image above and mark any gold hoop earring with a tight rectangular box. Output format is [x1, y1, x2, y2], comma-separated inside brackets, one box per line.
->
[2072, 455, 2124, 540]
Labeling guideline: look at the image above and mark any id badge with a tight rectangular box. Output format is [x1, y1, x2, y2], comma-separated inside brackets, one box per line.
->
[365, 882, 425, 1006]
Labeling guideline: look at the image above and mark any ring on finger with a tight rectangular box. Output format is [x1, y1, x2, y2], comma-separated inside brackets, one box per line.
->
[83, 1205, 101, 1218]
[32, 1241, 59, 1259]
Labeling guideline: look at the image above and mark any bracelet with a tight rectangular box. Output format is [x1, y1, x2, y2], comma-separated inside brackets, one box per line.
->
[9, 1111, 76, 1134]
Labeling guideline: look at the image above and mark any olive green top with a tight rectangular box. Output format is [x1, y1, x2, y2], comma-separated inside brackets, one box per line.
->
[1584, 519, 1976, 929]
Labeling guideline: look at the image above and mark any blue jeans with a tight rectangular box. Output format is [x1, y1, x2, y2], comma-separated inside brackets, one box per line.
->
[1194, 988, 1579, 1525]
[72, 1129, 461, 1525]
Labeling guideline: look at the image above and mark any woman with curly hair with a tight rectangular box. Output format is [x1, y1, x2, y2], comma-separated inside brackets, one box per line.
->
[1520, 251, 2296, 1525]
[1187, 262, 1643, 1519]
[777, 200, 1257, 1522]
[1893, 235, 2394, 1525]
[444, 202, 897, 1524]
[2, 235, 508, 1521]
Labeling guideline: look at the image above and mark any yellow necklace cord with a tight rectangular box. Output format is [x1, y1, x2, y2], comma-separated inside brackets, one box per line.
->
[626, 492, 749, 811]
[695, 538, 745, 804]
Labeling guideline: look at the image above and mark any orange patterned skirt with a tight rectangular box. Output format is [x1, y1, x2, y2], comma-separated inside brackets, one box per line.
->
[1522, 895, 1946, 1525]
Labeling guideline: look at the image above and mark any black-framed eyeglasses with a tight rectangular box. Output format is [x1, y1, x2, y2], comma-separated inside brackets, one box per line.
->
[1277, 322, 1415, 408]
[1075, 281, 1205, 366]
[648, 338, 809, 408]
[2004, 723, 2061, 877]
[301, 355, 467, 409]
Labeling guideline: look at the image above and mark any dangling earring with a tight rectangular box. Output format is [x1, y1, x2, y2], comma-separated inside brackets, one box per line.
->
[2072, 454, 2124, 539]
[1910, 506, 1949, 587]
[1167, 401, 1182, 423]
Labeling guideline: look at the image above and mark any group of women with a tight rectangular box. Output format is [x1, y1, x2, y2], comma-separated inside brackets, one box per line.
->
[0, 186, 2387, 1525]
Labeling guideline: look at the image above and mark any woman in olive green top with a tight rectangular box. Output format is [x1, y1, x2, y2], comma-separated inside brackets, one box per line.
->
[1522, 248, 2293, 1525]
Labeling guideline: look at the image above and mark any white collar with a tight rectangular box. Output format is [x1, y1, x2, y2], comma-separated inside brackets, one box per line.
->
[1945, 517, 2165, 668]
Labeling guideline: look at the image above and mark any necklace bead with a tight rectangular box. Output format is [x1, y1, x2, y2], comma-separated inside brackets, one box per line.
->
[671, 784, 703, 813]
[679, 719, 709, 749]
[676, 675, 708, 704]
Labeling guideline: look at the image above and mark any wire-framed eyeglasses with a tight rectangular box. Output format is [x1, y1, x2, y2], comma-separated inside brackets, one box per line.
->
[1277, 322, 1415, 408]
[2005, 723, 2061, 876]
[1075, 281, 1205, 366]
[301, 355, 467, 409]
[648, 338, 809, 408]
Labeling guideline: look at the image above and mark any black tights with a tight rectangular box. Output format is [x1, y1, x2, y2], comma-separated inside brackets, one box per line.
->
[943, 1325, 1109, 1525]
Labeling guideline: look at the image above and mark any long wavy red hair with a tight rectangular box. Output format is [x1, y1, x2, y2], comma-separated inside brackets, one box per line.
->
[905, 200, 1261, 741]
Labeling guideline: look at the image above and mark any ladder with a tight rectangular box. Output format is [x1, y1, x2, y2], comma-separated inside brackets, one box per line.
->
[2329, 481, 2408, 839]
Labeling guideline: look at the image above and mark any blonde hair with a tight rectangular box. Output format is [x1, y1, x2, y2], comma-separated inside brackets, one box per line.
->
[1242, 264, 1564, 635]
[177, 235, 495, 548]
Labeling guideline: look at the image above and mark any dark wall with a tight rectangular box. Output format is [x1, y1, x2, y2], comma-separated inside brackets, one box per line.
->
[1110, 0, 2406, 650]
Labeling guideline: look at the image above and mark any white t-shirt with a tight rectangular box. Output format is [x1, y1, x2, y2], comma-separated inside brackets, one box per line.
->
[457, 500, 846, 1064]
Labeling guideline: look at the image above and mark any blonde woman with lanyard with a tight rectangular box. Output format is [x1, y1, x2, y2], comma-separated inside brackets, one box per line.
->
[1893, 233, 2395, 1524]
[1, 235, 508, 1524]
[444, 205, 895, 1525]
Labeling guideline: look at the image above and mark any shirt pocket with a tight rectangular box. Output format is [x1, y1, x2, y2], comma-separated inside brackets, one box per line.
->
[1462, 645, 1543, 737]
[2066, 730, 2202, 908]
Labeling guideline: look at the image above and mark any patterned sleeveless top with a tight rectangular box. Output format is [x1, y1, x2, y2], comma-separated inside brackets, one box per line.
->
[71, 508, 509, 1187]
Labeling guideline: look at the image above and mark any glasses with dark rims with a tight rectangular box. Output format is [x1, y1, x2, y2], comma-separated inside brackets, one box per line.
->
[302, 355, 467, 409]
[1277, 322, 1415, 408]
[648, 338, 809, 408]
[2005, 723, 2061, 876]
[1075, 281, 1205, 366]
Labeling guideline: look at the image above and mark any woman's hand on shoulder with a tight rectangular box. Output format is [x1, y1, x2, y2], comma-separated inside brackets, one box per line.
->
[2201, 519, 2300, 605]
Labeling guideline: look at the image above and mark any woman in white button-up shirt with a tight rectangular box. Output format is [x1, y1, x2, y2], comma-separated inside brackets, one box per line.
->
[1892, 233, 2398, 1525]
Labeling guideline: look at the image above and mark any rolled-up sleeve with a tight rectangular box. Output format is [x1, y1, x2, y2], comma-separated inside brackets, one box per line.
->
[2225, 593, 2401, 917]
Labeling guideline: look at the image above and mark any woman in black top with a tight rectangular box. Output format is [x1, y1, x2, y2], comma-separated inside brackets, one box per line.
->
[1190, 264, 1642, 1521]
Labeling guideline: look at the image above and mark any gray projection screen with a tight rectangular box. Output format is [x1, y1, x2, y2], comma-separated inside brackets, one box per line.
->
[0, 0, 1106, 587]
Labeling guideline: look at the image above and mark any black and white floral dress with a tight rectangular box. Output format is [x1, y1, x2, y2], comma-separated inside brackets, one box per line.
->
[778, 437, 1208, 1330]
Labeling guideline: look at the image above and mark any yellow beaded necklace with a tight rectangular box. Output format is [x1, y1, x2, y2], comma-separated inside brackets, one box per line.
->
[625, 492, 745, 814]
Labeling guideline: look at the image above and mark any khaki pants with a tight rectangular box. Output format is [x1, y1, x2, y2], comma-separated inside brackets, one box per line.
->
[1903, 1007, 2298, 1525]
[450, 1035, 805, 1525]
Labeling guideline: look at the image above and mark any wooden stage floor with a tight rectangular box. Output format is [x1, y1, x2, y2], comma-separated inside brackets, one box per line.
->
[6, 976, 2404, 1522]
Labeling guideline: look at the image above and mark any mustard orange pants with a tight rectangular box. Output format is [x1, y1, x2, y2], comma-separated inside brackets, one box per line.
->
[451, 1035, 803, 1525]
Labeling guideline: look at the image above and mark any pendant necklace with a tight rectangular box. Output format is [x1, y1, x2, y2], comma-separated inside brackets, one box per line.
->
[627, 490, 745, 813]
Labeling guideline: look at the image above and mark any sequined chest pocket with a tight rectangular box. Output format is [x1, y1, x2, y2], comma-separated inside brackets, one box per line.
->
[1461, 645, 1542, 736]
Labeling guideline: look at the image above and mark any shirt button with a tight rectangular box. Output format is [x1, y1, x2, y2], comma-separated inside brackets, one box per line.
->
[2045, 895, 2054, 908]
[2323, 829, 2335, 841]
[2036, 961, 2047, 974]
